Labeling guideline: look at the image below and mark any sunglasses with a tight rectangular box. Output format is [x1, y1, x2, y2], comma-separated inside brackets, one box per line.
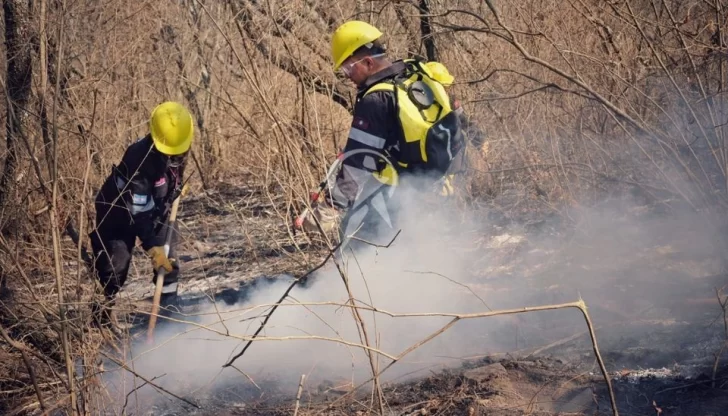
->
[340, 53, 385, 77]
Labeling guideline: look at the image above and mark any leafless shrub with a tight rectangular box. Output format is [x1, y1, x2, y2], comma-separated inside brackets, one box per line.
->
[0, 0, 727, 414]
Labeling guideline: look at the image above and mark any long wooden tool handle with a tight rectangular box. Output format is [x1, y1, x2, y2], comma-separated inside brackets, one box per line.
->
[146, 196, 182, 343]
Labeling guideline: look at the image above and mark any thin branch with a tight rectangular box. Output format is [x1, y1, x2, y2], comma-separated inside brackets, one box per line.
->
[468, 84, 596, 102]
[0, 323, 46, 411]
[121, 374, 164, 414]
[48, 1, 77, 411]
[324, 298, 620, 416]
[293, 374, 305, 416]
[404, 269, 492, 311]
[221, 239, 344, 368]
[712, 286, 728, 387]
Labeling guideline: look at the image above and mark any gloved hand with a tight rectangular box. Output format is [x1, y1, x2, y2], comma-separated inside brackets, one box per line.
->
[147, 246, 174, 273]
[303, 204, 340, 234]
[170, 183, 189, 203]
[151, 258, 179, 284]
[320, 186, 350, 210]
[439, 174, 456, 197]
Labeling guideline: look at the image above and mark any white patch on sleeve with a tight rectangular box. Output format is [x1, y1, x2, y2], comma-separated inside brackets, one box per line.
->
[132, 194, 147, 205]
[131, 194, 155, 214]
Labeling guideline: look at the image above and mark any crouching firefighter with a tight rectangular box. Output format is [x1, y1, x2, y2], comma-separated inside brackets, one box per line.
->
[327, 20, 470, 250]
[89, 101, 193, 328]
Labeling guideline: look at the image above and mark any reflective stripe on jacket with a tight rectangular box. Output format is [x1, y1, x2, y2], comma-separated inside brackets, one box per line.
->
[95, 135, 184, 250]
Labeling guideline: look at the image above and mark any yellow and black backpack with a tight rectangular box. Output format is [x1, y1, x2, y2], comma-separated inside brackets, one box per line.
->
[363, 59, 465, 177]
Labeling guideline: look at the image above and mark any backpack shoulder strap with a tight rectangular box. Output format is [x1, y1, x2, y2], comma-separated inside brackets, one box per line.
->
[403, 58, 429, 76]
[363, 82, 395, 96]
[363, 60, 425, 97]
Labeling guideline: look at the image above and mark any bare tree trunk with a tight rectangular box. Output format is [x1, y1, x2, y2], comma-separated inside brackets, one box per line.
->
[394, 4, 419, 58]
[164, 23, 212, 189]
[0, 0, 34, 208]
[39, 0, 55, 182]
[418, 0, 438, 61]
[191, 1, 219, 172]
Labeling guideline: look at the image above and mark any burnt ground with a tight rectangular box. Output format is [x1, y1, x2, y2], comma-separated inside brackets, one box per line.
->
[94, 184, 728, 415]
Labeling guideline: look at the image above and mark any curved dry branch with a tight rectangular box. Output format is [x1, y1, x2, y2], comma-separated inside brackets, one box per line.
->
[136, 295, 620, 416]
[320, 298, 620, 416]
[479, 0, 646, 136]
[229, 0, 351, 112]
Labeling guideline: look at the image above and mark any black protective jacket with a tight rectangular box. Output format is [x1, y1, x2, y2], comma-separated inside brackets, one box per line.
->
[93, 135, 185, 250]
[333, 60, 484, 205]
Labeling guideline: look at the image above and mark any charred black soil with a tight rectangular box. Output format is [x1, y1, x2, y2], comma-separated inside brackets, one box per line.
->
[94, 188, 728, 416]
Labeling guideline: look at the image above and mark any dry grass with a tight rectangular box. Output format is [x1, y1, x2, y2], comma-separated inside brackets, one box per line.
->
[1, 0, 728, 414]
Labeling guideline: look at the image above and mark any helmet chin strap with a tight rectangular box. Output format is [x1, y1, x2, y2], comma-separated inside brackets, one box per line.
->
[154, 146, 186, 169]
[168, 151, 187, 168]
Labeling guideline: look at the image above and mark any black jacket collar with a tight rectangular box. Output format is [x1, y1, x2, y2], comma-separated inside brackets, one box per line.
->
[358, 60, 407, 95]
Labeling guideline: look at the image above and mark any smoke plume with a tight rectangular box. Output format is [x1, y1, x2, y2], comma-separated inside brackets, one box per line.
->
[101, 175, 728, 412]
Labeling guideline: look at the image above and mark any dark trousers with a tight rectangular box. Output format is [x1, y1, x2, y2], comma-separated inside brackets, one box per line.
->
[89, 208, 179, 300]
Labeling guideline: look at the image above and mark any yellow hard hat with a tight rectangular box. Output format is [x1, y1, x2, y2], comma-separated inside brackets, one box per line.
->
[424, 61, 455, 86]
[331, 20, 383, 71]
[149, 101, 194, 155]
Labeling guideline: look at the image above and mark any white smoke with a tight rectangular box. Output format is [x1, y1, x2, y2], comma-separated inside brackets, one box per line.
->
[98, 174, 728, 414]
[100, 177, 509, 412]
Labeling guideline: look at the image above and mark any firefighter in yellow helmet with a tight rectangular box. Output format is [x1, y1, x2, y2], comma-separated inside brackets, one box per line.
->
[325, 21, 483, 248]
[89, 101, 194, 329]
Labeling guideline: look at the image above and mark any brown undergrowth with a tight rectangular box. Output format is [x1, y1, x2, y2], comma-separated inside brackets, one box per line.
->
[2, 1, 728, 414]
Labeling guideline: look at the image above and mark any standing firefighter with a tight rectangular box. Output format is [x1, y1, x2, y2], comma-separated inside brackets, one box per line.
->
[89, 101, 193, 328]
[316, 20, 481, 247]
